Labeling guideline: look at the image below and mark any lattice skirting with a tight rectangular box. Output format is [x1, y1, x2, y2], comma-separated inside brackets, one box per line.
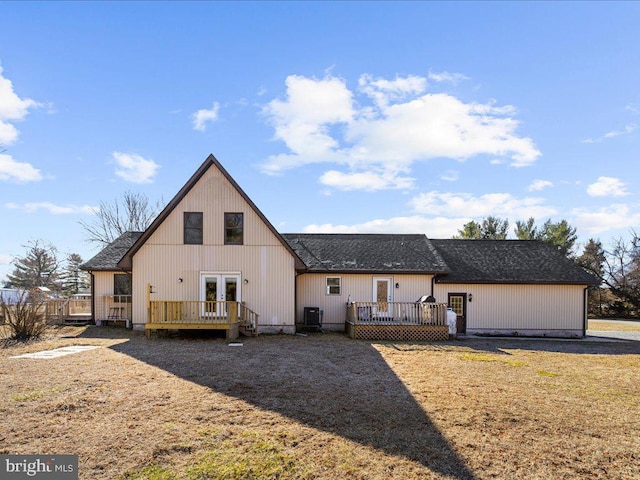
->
[347, 323, 449, 342]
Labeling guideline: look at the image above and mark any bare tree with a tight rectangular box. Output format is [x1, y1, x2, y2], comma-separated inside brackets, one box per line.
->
[80, 191, 162, 246]
[600, 234, 640, 314]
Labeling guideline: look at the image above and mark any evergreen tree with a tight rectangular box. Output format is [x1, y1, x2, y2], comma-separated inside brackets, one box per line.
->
[60, 253, 89, 295]
[514, 217, 539, 240]
[455, 217, 509, 239]
[481, 216, 509, 240]
[577, 239, 606, 316]
[539, 219, 577, 257]
[6, 240, 60, 292]
[454, 220, 483, 239]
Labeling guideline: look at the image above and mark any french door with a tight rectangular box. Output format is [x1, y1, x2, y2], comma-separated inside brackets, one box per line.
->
[200, 273, 241, 316]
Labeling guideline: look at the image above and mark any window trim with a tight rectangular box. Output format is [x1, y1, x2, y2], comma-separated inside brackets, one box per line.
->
[224, 212, 244, 245]
[326, 276, 342, 296]
[184, 212, 203, 245]
[113, 273, 132, 303]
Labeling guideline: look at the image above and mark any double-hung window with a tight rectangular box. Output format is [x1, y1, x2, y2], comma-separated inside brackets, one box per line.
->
[326, 276, 341, 295]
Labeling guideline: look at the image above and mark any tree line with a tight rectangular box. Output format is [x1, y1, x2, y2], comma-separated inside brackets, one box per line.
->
[2, 240, 90, 296]
[455, 216, 639, 318]
[2, 191, 162, 296]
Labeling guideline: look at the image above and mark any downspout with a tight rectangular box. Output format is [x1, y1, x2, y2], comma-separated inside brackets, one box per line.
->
[90, 272, 95, 324]
[583, 286, 588, 337]
[431, 275, 436, 297]
[294, 272, 299, 332]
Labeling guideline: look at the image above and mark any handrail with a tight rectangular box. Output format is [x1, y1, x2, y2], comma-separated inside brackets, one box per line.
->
[239, 302, 259, 331]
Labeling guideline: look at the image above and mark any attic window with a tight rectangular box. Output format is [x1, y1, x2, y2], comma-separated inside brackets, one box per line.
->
[184, 212, 203, 245]
[224, 213, 243, 245]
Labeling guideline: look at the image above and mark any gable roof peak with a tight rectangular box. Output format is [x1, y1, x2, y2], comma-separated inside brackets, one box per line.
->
[117, 154, 304, 270]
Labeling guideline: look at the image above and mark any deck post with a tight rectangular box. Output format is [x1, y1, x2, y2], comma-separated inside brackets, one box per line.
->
[146, 283, 152, 323]
[227, 301, 238, 323]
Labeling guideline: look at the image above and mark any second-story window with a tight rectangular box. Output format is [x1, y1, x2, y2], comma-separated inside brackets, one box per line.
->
[184, 212, 203, 244]
[224, 213, 243, 245]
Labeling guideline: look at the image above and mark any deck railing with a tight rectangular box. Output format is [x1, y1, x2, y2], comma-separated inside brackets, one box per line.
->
[102, 295, 132, 320]
[42, 298, 92, 324]
[149, 300, 259, 329]
[239, 302, 259, 331]
[346, 301, 447, 326]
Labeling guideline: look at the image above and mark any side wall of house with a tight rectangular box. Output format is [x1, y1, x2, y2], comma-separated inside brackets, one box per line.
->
[295, 273, 434, 331]
[130, 165, 296, 333]
[92, 271, 115, 320]
[433, 283, 587, 336]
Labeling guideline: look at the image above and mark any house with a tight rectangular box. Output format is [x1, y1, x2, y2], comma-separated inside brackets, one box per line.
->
[81, 231, 142, 326]
[82, 154, 598, 339]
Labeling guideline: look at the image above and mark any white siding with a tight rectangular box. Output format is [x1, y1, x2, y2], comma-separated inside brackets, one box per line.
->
[92, 272, 115, 320]
[434, 283, 586, 333]
[296, 273, 433, 331]
[130, 163, 296, 332]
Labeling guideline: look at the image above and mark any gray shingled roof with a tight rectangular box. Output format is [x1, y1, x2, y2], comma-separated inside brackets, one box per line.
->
[282, 234, 450, 273]
[430, 239, 599, 285]
[81, 232, 143, 271]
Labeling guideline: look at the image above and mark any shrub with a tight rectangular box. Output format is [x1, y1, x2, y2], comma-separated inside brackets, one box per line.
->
[0, 289, 48, 340]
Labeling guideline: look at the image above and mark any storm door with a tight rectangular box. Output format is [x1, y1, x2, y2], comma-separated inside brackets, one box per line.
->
[373, 277, 393, 317]
[448, 293, 467, 334]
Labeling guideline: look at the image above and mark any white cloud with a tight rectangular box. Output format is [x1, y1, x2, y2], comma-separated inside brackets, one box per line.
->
[358, 74, 427, 108]
[303, 215, 467, 238]
[440, 169, 459, 182]
[0, 153, 42, 182]
[260, 73, 541, 188]
[5, 202, 95, 215]
[192, 102, 220, 131]
[528, 179, 553, 192]
[427, 70, 470, 84]
[0, 65, 40, 145]
[112, 152, 159, 184]
[409, 191, 557, 219]
[572, 204, 640, 234]
[319, 169, 414, 191]
[583, 124, 637, 143]
[263, 74, 354, 173]
[586, 176, 629, 197]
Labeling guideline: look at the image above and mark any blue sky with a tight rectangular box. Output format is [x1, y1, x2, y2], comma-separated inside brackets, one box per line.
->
[1, 2, 639, 282]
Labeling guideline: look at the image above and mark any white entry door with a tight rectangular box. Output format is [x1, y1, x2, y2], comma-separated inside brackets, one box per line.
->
[200, 273, 241, 316]
[373, 277, 393, 316]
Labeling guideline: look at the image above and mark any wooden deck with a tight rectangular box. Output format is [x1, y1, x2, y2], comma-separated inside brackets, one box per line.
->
[346, 301, 449, 341]
[146, 300, 259, 339]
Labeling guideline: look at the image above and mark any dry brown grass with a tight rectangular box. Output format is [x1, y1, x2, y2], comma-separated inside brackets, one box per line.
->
[589, 319, 640, 332]
[1, 327, 639, 479]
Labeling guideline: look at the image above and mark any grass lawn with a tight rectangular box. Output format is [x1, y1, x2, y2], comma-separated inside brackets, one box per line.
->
[588, 319, 640, 332]
[1, 326, 639, 479]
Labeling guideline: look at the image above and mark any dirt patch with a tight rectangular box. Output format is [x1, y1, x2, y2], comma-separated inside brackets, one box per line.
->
[1, 327, 639, 479]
